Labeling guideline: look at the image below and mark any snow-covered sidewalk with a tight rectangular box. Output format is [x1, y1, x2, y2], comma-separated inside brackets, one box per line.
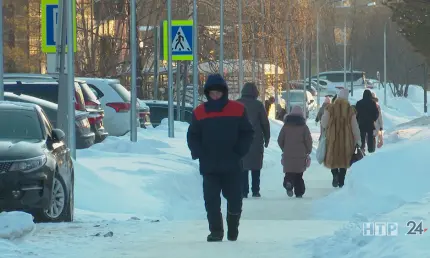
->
[1, 119, 346, 258]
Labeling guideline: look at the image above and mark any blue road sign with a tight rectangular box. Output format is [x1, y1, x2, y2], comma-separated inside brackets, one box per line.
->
[41, 0, 77, 53]
[161, 20, 193, 61]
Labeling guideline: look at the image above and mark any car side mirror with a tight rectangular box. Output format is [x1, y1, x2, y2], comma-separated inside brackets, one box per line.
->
[52, 128, 65, 142]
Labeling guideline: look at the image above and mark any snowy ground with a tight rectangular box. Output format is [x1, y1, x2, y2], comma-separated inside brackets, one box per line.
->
[1, 88, 429, 257]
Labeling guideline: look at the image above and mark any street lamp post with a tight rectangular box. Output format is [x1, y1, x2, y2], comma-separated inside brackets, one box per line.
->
[384, 22, 387, 106]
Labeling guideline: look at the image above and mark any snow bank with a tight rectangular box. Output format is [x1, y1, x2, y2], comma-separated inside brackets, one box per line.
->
[75, 120, 203, 221]
[312, 133, 430, 220]
[303, 194, 430, 258]
[0, 212, 34, 240]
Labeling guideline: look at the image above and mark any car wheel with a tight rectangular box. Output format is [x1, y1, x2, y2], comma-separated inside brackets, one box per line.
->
[35, 172, 70, 222]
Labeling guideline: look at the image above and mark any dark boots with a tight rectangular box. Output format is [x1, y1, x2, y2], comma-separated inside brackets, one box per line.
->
[207, 214, 224, 242]
[226, 212, 241, 241]
[207, 212, 241, 242]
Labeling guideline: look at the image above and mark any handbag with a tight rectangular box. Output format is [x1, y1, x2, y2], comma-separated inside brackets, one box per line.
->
[377, 131, 384, 148]
[305, 155, 311, 168]
[316, 133, 326, 164]
[350, 145, 365, 165]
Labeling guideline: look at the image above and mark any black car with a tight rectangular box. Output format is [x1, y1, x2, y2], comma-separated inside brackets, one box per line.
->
[0, 101, 74, 222]
[143, 100, 193, 127]
[76, 79, 108, 142]
[3, 73, 108, 143]
[4, 92, 95, 149]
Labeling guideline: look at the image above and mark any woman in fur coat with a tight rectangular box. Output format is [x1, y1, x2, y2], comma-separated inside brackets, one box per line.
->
[320, 89, 361, 188]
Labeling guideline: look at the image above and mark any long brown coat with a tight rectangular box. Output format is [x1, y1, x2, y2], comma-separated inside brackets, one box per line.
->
[321, 98, 361, 169]
[277, 115, 313, 173]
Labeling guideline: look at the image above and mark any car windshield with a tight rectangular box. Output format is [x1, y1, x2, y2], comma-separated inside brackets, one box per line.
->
[0, 110, 43, 140]
[283, 91, 305, 102]
[110, 83, 131, 102]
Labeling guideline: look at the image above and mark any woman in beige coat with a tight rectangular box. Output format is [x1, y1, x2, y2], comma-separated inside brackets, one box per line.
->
[321, 89, 361, 188]
[372, 92, 384, 148]
[278, 106, 313, 198]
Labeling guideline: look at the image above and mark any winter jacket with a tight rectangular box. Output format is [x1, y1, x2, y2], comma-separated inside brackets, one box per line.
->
[237, 83, 271, 171]
[355, 90, 380, 131]
[277, 115, 312, 173]
[321, 98, 361, 169]
[187, 74, 254, 175]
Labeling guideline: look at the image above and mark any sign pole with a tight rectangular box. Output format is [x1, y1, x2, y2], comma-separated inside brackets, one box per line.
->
[153, 26, 160, 100]
[0, 0, 4, 100]
[219, 0, 224, 74]
[66, 0, 76, 158]
[167, 0, 174, 138]
[130, 0, 137, 142]
[56, 0, 68, 153]
[192, 0, 198, 108]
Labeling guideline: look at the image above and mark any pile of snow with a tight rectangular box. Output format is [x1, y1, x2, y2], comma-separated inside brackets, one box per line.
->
[304, 194, 430, 258]
[0, 212, 34, 240]
[75, 119, 204, 221]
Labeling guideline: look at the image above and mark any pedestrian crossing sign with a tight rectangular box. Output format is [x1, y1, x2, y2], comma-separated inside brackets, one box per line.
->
[161, 20, 194, 61]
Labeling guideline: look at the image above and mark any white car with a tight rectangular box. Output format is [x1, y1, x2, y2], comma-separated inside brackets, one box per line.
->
[76, 77, 151, 136]
[310, 71, 366, 95]
[281, 90, 316, 118]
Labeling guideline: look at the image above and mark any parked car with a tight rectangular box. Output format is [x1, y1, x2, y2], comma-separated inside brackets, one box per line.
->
[3, 73, 108, 143]
[3, 92, 95, 149]
[288, 80, 318, 96]
[79, 77, 151, 136]
[0, 101, 74, 222]
[311, 78, 330, 92]
[75, 79, 108, 142]
[143, 100, 193, 127]
[281, 90, 316, 118]
[310, 70, 366, 94]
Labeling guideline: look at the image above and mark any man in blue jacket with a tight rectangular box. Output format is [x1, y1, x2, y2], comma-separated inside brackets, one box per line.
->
[187, 74, 254, 242]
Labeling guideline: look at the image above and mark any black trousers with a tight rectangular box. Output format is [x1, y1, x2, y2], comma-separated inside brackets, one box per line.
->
[360, 129, 376, 153]
[283, 172, 305, 197]
[242, 170, 261, 194]
[331, 168, 347, 187]
[203, 173, 243, 233]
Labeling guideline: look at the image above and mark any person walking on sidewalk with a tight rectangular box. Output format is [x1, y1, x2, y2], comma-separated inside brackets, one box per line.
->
[320, 89, 361, 188]
[237, 82, 270, 198]
[278, 106, 313, 198]
[355, 89, 380, 154]
[187, 74, 254, 242]
[372, 92, 384, 149]
[315, 96, 331, 140]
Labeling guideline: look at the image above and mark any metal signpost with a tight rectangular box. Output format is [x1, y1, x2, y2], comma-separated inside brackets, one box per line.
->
[0, 0, 4, 100]
[220, 0, 224, 74]
[41, 0, 76, 158]
[238, 0, 244, 92]
[130, 0, 137, 142]
[192, 0, 198, 108]
[161, 18, 195, 137]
